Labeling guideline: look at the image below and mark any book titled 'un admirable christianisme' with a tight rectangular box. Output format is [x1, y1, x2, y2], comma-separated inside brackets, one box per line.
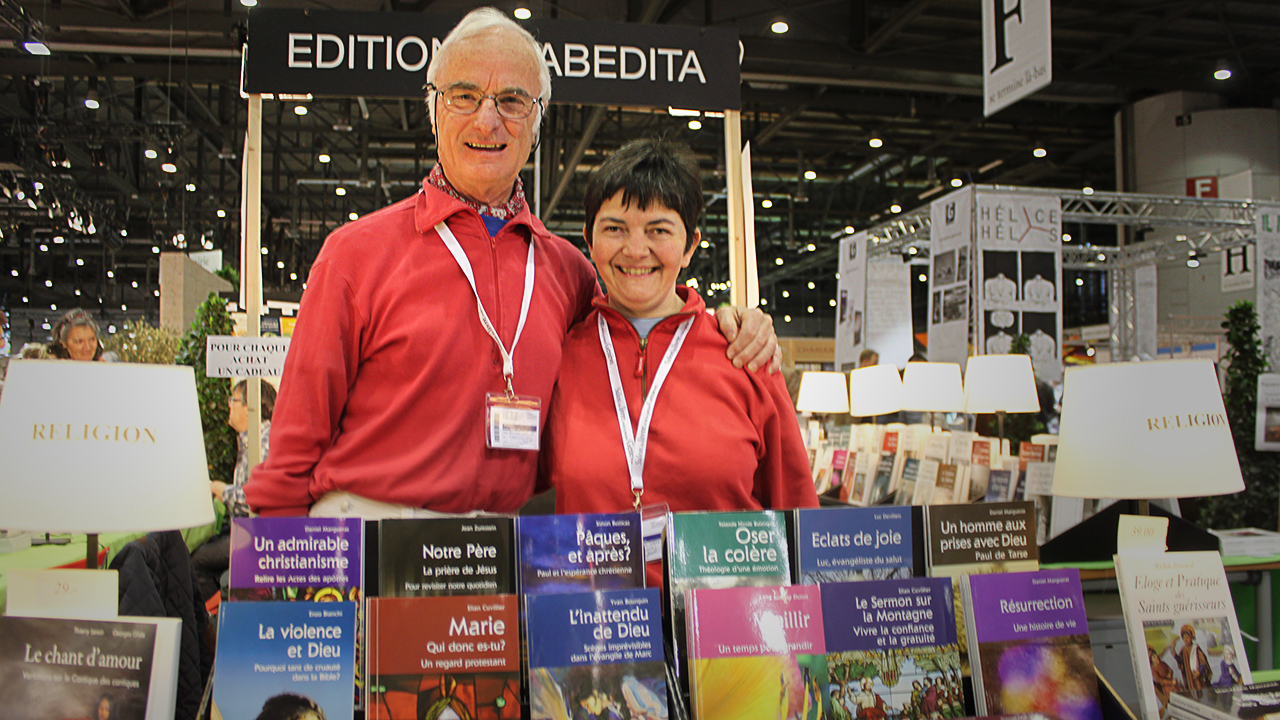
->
[229, 517, 363, 603]
[525, 588, 667, 720]
[962, 568, 1101, 720]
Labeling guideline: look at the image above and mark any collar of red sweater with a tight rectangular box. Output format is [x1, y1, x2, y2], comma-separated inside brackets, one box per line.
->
[413, 177, 553, 246]
[592, 285, 707, 332]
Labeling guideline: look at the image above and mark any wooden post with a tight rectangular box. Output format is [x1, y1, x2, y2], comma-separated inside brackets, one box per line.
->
[724, 109, 748, 307]
[244, 94, 264, 469]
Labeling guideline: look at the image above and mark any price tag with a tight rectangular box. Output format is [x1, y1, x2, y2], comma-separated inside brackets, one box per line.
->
[1117, 514, 1168, 555]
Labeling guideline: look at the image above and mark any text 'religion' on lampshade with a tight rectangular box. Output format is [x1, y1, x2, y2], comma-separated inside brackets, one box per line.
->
[0, 360, 215, 534]
[1052, 359, 1244, 499]
[962, 354, 1040, 414]
[901, 362, 964, 412]
[848, 364, 903, 417]
[796, 371, 850, 414]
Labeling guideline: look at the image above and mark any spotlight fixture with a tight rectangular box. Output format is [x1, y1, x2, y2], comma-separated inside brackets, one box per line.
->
[1032, 144, 1047, 158]
[770, 19, 789, 34]
[294, 104, 308, 116]
[890, 203, 902, 214]
[1214, 59, 1232, 81]
[335, 186, 347, 196]
[513, 7, 532, 19]
[844, 226, 855, 234]
[868, 136, 883, 149]
[804, 170, 817, 180]
[241, 0, 258, 8]
[688, 119, 702, 130]
[1187, 251, 1201, 268]
[84, 90, 100, 110]
[21, 28, 50, 56]
[144, 146, 158, 160]
[761, 198, 773, 209]
[1082, 185, 1095, 195]
[950, 177, 963, 187]
[348, 212, 359, 221]
[160, 149, 177, 173]
[318, 149, 331, 164]
[217, 209, 227, 218]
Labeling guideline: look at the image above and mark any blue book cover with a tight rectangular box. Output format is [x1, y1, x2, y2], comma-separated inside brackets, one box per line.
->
[822, 577, 962, 720]
[525, 588, 667, 720]
[516, 512, 644, 594]
[795, 506, 914, 583]
[212, 601, 358, 720]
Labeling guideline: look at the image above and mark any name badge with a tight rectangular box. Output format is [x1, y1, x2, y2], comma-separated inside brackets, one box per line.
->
[641, 502, 671, 563]
[485, 393, 541, 451]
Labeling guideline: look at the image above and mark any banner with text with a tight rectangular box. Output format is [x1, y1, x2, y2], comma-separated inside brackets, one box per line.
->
[245, 9, 740, 110]
[834, 231, 868, 371]
[1256, 202, 1280, 372]
[983, 0, 1052, 116]
[865, 260, 914, 368]
[928, 187, 973, 368]
[206, 336, 291, 377]
[974, 189, 1063, 383]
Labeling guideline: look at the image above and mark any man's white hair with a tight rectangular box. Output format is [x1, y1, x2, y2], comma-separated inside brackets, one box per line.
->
[426, 7, 550, 134]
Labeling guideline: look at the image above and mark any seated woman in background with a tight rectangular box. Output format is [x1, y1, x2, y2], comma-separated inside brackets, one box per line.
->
[539, 138, 818, 587]
[47, 308, 103, 361]
[191, 378, 276, 600]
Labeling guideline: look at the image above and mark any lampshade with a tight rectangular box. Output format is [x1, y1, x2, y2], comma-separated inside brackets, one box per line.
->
[0, 360, 215, 534]
[901, 362, 964, 412]
[796, 371, 850, 414]
[1052, 359, 1243, 499]
[848, 364, 903, 417]
[962, 354, 1040, 414]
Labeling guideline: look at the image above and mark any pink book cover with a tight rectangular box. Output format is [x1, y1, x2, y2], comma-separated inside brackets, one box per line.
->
[686, 585, 828, 719]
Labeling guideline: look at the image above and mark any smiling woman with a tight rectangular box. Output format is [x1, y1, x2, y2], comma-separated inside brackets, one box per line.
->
[540, 138, 819, 589]
[46, 308, 103, 361]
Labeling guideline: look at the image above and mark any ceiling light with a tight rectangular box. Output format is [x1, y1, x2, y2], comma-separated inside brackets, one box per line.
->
[1032, 145, 1047, 158]
[161, 155, 177, 172]
[1214, 59, 1233, 81]
[667, 107, 701, 117]
[844, 226, 855, 234]
[771, 20, 789, 34]
[804, 170, 817, 180]
[261, 247, 269, 255]
[144, 147, 158, 159]
[807, 281, 815, 289]
[277, 261, 285, 269]
[294, 105, 308, 116]
[22, 29, 50, 56]
[761, 199, 773, 209]
[828, 299, 837, 307]
[868, 137, 883, 149]
[918, 274, 927, 282]
[1187, 252, 1201, 268]
[890, 203, 902, 214]
[775, 257, 784, 265]
[217, 209, 226, 218]
[688, 120, 702, 130]
[349, 212, 359, 221]
[699, 240, 710, 248]
[807, 306, 814, 313]
[240, 0, 257, 6]
[806, 243, 816, 251]
[335, 186, 347, 196]
[782, 290, 790, 298]
[84, 90, 100, 110]
[318, 151, 331, 163]
[1082, 185, 1094, 195]
[513, 7, 532, 19]
[290, 272, 298, 280]
[1075, 277, 1084, 286]
[1063, 233, 1072, 242]
[950, 178, 963, 187]
[185, 183, 197, 192]
[107, 270, 114, 278]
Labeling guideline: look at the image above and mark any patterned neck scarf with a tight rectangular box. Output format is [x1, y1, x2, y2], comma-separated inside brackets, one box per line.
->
[427, 164, 526, 221]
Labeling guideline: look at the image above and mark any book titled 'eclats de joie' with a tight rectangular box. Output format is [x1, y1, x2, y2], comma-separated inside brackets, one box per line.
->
[962, 568, 1101, 720]
[686, 584, 828, 720]
[212, 600, 358, 720]
[365, 594, 521, 719]
[794, 505, 916, 584]
[525, 588, 668, 720]
[822, 577, 963, 720]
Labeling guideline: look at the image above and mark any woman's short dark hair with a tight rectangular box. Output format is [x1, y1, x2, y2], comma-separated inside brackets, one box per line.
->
[583, 138, 702, 253]
[233, 379, 278, 421]
[254, 693, 325, 720]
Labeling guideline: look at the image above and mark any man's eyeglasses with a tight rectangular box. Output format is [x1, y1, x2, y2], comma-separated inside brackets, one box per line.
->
[425, 83, 542, 120]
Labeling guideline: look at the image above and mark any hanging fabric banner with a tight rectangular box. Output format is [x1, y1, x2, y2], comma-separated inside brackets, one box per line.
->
[1255, 201, 1280, 371]
[974, 189, 1063, 383]
[928, 186, 973, 367]
[834, 231, 868, 371]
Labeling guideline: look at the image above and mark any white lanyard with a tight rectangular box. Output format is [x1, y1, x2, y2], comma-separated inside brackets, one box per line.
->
[435, 221, 534, 395]
[598, 312, 694, 507]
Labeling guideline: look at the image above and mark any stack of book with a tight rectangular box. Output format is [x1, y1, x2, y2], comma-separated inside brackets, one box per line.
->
[1210, 528, 1280, 558]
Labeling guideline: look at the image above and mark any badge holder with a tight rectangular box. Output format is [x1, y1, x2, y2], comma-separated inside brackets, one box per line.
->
[485, 392, 541, 450]
[640, 502, 671, 564]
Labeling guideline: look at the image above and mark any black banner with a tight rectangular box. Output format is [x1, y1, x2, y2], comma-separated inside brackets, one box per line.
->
[244, 9, 740, 111]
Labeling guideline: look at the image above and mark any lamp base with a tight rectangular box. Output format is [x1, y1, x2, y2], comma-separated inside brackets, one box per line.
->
[1039, 500, 1218, 564]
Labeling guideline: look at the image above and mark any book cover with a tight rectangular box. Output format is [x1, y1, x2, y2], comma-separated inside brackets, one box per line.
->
[1115, 551, 1253, 720]
[911, 459, 941, 505]
[525, 589, 667, 720]
[686, 584, 827, 720]
[841, 452, 874, 506]
[795, 506, 914, 583]
[377, 516, 514, 597]
[212, 601, 358, 720]
[1170, 680, 1280, 720]
[665, 509, 791, 685]
[366, 595, 521, 720]
[229, 517, 364, 603]
[969, 439, 993, 502]
[985, 470, 1014, 503]
[933, 464, 959, 505]
[517, 512, 644, 595]
[925, 501, 1039, 578]
[962, 569, 1101, 720]
[0, 615, 158, 720]
[896, 458, 922, 506]
[822, 577, 963, 720]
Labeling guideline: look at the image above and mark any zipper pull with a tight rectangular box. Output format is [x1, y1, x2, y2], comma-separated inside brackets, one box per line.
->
[634, 340, 646, 378]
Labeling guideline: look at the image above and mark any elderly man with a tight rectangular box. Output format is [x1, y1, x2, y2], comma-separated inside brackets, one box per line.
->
[246, 8, 776, 519]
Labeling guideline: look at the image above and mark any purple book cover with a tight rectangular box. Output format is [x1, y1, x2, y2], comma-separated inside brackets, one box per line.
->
[229, 517, 363, 597]
[966, 569, 1101, 720]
